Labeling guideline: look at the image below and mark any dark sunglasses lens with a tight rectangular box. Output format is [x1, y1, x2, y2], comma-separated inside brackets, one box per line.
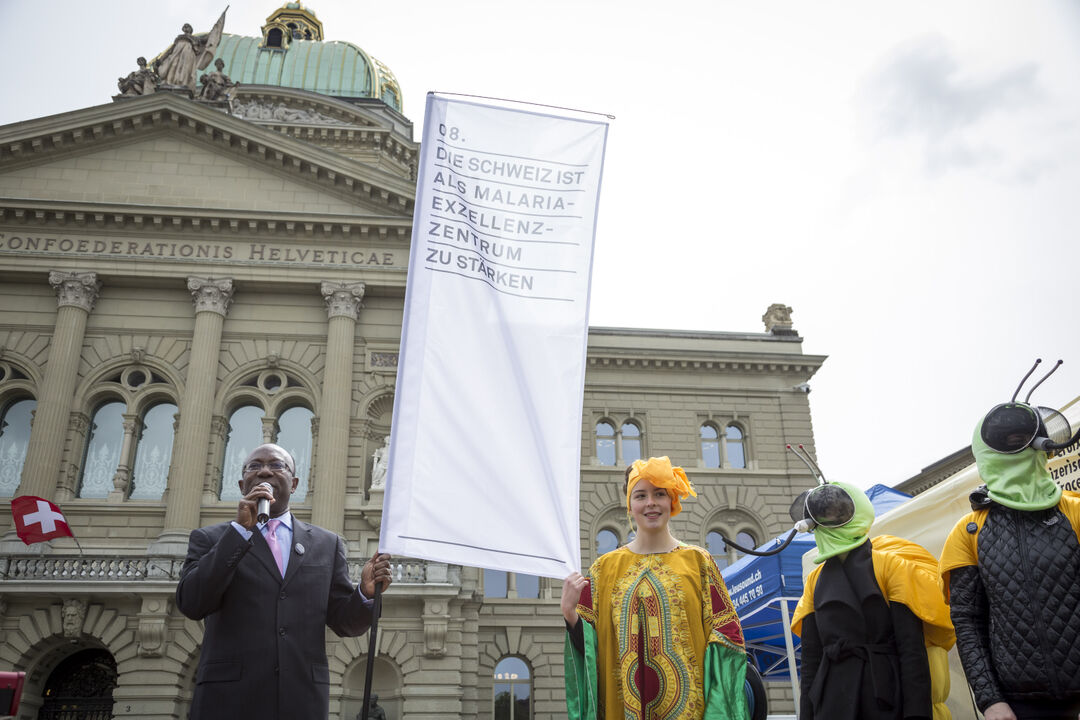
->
[806, 485, 855, 528]
[981, 404, 1039, 453]
[789, 490, 811, 524]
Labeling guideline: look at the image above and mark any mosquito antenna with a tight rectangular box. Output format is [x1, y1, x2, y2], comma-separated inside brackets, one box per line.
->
[787, 444, 826, 485]
[798, 444, 828, 484]
[1024, 359, 1063, 402]
[1012, 359, 1042, 402]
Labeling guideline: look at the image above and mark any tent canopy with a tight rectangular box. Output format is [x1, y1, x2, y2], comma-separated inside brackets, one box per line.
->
[720, 483, 911, 682]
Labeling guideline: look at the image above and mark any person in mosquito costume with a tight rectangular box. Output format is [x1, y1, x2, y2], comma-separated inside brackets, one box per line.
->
[940, 360, 1080, 720]
[785, 445, 955, 720]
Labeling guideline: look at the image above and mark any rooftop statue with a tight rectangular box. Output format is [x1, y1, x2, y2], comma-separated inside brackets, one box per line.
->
[198, 58, 238, 103]
[117, 57, 158, 97]
[155, 10, 227, 91]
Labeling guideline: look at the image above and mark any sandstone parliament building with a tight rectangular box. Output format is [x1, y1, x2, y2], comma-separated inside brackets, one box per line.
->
[0, 5, 824, 718]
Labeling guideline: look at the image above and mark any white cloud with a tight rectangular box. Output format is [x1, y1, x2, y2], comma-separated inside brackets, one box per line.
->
[860, 35, 1043, 175]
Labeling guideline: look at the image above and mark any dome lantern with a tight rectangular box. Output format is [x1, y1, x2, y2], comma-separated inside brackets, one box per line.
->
[261, 3, 324, 49]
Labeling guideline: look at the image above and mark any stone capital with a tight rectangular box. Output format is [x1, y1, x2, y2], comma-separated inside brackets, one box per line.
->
[320, 281, 365, 320]
[49, 271, 101, 312]
[187, 276, 234, 316]
[122, 413, 140, 434]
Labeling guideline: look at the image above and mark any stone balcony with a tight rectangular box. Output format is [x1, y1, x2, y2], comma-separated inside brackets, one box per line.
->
[0, 553, 462, 593]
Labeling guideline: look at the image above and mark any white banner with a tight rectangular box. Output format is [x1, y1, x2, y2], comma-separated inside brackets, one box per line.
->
[380, 93, 610, 579]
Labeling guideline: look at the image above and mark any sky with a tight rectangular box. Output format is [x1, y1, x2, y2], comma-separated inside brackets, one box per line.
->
[2, 0, 1079, 490]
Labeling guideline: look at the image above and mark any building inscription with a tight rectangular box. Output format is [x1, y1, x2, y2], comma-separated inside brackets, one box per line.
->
[0, 232, 402, 268]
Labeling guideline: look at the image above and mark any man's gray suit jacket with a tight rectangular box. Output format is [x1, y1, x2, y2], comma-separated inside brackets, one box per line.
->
[176, 516, 373, 719]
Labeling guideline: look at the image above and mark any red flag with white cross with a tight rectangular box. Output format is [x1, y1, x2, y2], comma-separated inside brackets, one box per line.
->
[11, 496, 75, 545]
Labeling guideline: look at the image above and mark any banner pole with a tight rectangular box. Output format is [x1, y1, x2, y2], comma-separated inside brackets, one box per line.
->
[360, 577, 383, 720]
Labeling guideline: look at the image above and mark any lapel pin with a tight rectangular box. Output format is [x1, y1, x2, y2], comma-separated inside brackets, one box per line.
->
[295, 543, 305, 555]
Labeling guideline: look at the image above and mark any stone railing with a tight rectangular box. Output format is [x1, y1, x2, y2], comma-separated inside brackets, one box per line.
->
[0, 555, 184, 581]
[1, 554, 460, 586]
[348, 557, 461, 586]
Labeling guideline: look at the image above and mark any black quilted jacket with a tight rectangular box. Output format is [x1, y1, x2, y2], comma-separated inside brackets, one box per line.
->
[948, 499, 1080, 710]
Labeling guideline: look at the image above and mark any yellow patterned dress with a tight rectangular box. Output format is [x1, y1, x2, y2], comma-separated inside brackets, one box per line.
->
[565, 544, 748, 719]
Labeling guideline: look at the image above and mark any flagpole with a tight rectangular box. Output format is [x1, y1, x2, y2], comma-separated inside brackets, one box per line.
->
[360, 580, 383, 720]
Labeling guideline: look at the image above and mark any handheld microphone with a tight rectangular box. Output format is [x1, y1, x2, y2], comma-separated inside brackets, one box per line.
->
[255, 482, 272, 524]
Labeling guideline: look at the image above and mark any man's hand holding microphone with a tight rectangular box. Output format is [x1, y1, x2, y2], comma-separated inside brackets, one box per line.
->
[236, 481, 275, 529]
[234, 477, 391, 596]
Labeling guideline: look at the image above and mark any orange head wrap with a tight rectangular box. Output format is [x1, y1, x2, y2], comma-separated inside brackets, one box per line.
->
[625, 456, 697, 518]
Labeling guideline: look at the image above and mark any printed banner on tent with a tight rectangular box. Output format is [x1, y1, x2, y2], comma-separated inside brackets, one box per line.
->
[380, 93, 609, 579]
[1047, 397, 1080, 492]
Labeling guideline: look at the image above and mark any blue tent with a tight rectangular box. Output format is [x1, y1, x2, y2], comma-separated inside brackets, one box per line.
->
[720, 484, 911, 696]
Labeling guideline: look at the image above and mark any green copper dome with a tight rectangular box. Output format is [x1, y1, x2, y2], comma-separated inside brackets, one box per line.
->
[200, 4, 402, 111]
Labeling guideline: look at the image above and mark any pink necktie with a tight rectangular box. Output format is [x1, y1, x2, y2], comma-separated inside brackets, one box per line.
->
[265, 518, 285, 576]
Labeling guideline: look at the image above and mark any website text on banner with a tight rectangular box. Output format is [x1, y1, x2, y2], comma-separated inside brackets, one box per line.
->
[381, 93, 610, 579]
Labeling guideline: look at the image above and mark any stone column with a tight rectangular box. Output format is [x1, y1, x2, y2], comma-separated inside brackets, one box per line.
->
[311, 281, 364, 534]
[506, 572, 519, 599]
[55, 412, 91, 502]
[17, 272, 101, 501]
[202, 414, 228, 504]
[108, 413, 141, 501]
[260, 416, 278, 444]
[150, 277, 233, 555]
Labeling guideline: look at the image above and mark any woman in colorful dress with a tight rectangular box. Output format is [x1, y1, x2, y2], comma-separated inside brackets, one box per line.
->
[562, 456, 748, 719]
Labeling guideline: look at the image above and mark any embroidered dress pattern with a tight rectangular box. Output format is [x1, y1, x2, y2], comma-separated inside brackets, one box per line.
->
[614, 557, 696, 718]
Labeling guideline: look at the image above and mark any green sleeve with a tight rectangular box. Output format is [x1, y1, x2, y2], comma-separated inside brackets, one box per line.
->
[564, 619, 599, 720]
[703, 640, 749, 719]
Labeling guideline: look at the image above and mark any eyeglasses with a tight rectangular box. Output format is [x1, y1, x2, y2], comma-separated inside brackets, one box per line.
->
[243, 460, 292, 473]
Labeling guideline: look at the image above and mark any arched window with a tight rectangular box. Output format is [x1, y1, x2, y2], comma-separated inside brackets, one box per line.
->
[0, 398, 35, 497]
[221, 405, 265, 501]
[621, 421, 642, 463]
[734, 530, 757, 558]
[706, 527, 759, 568]
[596, 528, 618, 556]
[39, 649, 117, 719]
[130, 402, 176, 500]
[493, 656, 531, 720]
[595, 418, 647, 466]
[706, 530, 729, 570]
[266, 27, 283, 47]
[79, 401, 125, 498]
[700, 423, 721, 468]
[595, 421, 616, 466]
[725, 424, 746, 469]
[276, 406, 313, 502]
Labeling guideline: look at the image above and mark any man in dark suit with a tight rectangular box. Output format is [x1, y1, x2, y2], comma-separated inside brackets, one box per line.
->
[177, 443, 391, 719]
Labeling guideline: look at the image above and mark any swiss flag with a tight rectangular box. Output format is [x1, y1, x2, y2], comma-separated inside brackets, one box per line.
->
[11, 496, 74, 545]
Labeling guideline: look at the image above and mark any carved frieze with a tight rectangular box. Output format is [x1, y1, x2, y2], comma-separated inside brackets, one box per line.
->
[369, 352, 399, 369]
[233, 100, 351, 126]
